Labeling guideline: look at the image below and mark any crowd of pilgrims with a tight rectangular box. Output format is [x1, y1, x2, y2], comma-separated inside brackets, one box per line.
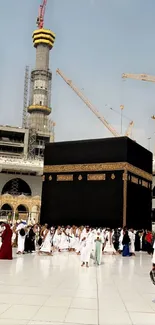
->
[0, 222, 155, 266]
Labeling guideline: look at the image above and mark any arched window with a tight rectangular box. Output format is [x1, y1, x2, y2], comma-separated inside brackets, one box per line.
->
[0, 204, 13, 218]
[2, 178, 31, 196]
[1, 204, 13, 211]
[16, 205, 28, 213]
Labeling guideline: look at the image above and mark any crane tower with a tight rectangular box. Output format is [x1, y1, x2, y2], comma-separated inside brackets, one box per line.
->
[28, 0, 55, 135]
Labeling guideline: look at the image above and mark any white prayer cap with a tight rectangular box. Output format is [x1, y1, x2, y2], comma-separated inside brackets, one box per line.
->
[97, 229, 101, 234]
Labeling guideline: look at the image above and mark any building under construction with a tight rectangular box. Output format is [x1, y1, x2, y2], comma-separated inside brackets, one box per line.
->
[0, 0, 55, 222]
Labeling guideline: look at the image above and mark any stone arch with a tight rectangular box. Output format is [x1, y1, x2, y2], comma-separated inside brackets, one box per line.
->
[1, 203, 13, 211]
[0, 203, 13, 220]
[16, 204, 29, 221]
[2, 178, 32, 196]
[16, 204, 29, 213]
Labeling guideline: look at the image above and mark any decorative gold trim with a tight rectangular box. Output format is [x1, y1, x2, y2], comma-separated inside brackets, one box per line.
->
[87, 174, 106, 181]
[57, 175, 73, 181]
[28, 105, 51, 114]
[127, 164, 152, 181]
[142, 180, 148, 188]
[33, 29, 56, 37]
[49, 175, 52, 181]
[111, 173, 115, 180]
[123, 169, 127, 227]
[44, 162, 126, 173]
[78, 175, 82, 181]
[122, 172, 128, 181]
[44, 162, 152, 181]
[131, 176, 138, 184]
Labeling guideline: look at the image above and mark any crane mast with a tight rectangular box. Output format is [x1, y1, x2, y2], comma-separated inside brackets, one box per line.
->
[37, 0, 47, 29]
[56, 69, 120, 137]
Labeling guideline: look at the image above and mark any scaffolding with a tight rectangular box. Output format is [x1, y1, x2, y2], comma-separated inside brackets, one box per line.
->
[28, 128, 37, 159]
[28, 113, 52, 134]
[50, 120, 55, 142]
[10, 179, 19, 195]
[48, 76, 52, 108]
[22, 66, 29, 128]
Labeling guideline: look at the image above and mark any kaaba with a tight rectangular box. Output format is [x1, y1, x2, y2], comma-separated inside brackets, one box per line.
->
[41, 137, 152, 229]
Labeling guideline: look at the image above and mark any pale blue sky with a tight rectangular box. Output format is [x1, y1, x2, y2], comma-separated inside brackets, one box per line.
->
[1, 0, 155, 151]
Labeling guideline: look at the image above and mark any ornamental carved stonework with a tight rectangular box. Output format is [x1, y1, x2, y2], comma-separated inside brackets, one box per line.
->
[0, 194, 41, 213]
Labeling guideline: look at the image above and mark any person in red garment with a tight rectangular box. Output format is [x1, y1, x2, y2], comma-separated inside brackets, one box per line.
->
[145, 231, 153, 255]
[0, 223, 12, 260]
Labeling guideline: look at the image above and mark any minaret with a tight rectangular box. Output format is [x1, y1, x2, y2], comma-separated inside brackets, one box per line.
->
[28, 2, 55, 134]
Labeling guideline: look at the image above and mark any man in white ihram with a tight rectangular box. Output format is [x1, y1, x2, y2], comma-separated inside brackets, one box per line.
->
[128, 228, 135, 256]
[81, 226, 93, 267]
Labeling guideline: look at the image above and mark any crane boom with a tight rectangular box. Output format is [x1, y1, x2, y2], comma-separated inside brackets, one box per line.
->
[37, 0, 47, 29]
[122, 73, 155, 83]
[56, 69, 120, 137]
[125, 121, 134, 137]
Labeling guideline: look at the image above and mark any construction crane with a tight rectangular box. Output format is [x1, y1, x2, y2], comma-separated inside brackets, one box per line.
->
[56, 69, 120, 137]
[36, 0, 47, 29]
[122, 72, 155, 137]
[106, 105, 134, 137]
[125, 121, 134, 137]
[120, 105, 134, 138]
[122, 73, 155, 83]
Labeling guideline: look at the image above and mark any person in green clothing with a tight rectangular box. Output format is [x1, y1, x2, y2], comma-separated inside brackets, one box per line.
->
[94, 230, 103, 265]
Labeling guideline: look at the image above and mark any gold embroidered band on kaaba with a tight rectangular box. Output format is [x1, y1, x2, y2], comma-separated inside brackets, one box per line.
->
[43, 162, 152, 181]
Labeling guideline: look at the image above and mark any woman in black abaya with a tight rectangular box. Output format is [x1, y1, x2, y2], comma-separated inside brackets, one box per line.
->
[25, 226, 35, 253]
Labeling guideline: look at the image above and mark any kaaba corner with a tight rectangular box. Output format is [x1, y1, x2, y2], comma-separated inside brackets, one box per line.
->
[41, 137, 152, 229]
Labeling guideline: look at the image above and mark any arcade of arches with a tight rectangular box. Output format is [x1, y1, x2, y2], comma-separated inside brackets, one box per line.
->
[0, 178, 41, 223]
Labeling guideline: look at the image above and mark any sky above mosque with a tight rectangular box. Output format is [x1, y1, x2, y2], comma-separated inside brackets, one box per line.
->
[0, 0, 155, 152]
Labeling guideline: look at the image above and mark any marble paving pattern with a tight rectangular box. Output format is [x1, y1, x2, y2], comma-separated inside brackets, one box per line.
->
[0, 250, 154, 324]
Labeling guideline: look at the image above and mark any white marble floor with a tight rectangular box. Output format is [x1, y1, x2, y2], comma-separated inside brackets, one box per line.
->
[0, 250, 155, 325]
